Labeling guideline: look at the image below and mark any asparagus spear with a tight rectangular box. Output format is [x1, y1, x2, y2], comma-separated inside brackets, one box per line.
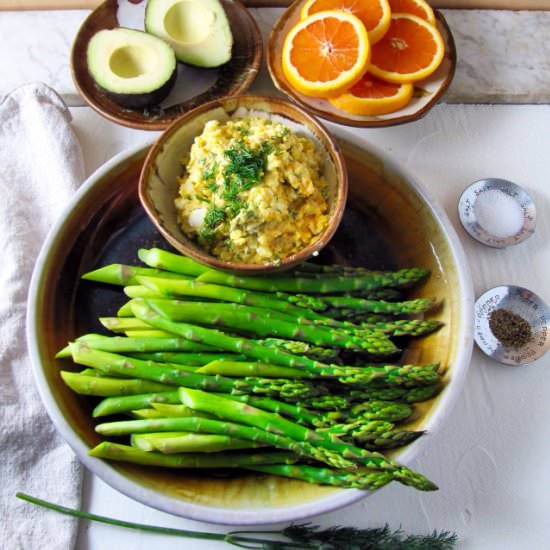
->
[354, 430, 424, 450]
[196, 360, 314, 379]
[95, 417, 357, 470]
[293, 394, 349, 410]
[123, 285, 164, 299]
[99, 317, 154, 333]
[177, 388, 436, 491]
[221, 394, 411, 446]
[293, 397, 413, 422]
[143, 298, 397, 355]
[69, 345, 327, 400]
[129, 351, 246, 365]
[320, 297, 436, 315]
[123, 330, 174, 338]
[220, 395, 405, 438]
[361, 319, 444, 338]
[322, 420, 394, 438]
[260, 338, 342, 364]
[93, 392, 181, 417]
[60, 371, 172, 396]
[247, 464, 395, 490]
[196, 267, 429, 294]
[131, 301, 402, 377]
[82, 264, 187, 286]
[89, 442, 297, 468]
[346, 384, 442, 404]
[131, 302, 442, 389]
[338, 400, 413, 422]
[138, 248, 209, 276]
[137, 276, 333, 323]
[131, 432, 266, 453]
[62, 334, 219, 354]
[129, 409, 166, 419]
[296, 384, 442, 411]
[150, 403, 204, 417]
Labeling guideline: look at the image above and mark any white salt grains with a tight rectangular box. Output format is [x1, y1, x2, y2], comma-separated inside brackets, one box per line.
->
[474, 189, 525, 238]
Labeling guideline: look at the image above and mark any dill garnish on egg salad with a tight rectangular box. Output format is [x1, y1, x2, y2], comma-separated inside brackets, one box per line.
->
[174, 117, 330, 264]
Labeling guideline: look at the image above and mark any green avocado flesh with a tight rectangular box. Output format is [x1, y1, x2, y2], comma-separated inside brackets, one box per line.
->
[145, 0, 233, 68]
[87, 28, 177, 109]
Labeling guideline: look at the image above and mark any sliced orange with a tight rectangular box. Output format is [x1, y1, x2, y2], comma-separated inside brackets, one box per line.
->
[301, 0, 391, 45]
[329, 73, 413, 115]
[282, 10, 370, 98]
[369, 13, 444, 83]
[388, 0, 436, 25]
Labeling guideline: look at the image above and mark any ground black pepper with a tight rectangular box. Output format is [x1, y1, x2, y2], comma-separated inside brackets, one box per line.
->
[489, 308, 532, 348]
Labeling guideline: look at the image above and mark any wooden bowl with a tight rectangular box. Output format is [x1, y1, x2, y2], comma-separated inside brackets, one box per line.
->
[71, 0, 262, 130]
[27, 135, 474, 525]
[267, 4, 456, 128]
[138, 94, 348, 273]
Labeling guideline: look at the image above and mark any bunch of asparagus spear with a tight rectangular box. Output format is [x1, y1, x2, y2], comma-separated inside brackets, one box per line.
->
[57, 248, 445, 492]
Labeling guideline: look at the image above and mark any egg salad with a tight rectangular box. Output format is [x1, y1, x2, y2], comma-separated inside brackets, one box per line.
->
[175, 117, 330, 264]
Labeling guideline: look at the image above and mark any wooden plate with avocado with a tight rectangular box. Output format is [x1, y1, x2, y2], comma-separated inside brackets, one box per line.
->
[71, 0, 262, 130]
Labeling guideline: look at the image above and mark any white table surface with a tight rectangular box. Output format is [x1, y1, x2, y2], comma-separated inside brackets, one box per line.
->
[3, 6, 550, 550]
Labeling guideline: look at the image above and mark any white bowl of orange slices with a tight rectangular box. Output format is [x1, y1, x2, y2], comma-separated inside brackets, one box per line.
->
[267, 0, 456, 127]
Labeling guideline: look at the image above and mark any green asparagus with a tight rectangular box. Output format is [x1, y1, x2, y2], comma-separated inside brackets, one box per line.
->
[143, 298, 398, 355]
[89, 442, 297, 468]
[82, 264, 187, 286]
[320, 296, 436, 315]
[138, 248, 209, 276]
[69, 345, 327, 400]
[247, 463, 394, 490]
[93, 392, 181, 417]
[131, 432, 266, 453]
[177, 388, 437, 490]
[197, 267, 429, 294]
[95, 417, 356, 470]
[60, 371, 172, 396]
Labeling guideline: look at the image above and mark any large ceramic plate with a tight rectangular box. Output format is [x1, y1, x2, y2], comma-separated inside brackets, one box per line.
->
[71, 0, 262, 130]
[27, 135, 473, 525]
[268, 4, 456, 128]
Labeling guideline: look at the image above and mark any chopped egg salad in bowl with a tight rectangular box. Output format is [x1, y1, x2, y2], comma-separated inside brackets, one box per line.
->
[139, 96, 347, 272]
[175, 117, 330, 264]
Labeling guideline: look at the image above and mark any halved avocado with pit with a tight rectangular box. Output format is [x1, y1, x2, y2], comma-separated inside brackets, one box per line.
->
[87, 28, 177, 109]
[145, 0, 233, 68]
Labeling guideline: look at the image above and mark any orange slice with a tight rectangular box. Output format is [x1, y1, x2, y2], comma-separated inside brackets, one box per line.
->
[301, 0, 391, 45]
[282, 10, 370, 98]
[329, 73, 413, 115]
[388, 0, 436, 25]
[369, 13, 444, 83]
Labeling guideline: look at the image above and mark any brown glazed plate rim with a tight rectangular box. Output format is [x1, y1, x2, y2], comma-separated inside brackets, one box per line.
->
[71, 0, 263, 131]
[26, 136, 474, 524]
[138, 94, 348, 273]
[267, 8, 457, 128]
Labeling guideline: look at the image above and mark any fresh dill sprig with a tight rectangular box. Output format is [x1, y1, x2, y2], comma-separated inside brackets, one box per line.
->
[16, 493, 457, 550]
[199, 205, 226, 242]
[223, 140, 272, 195]
[198, 140, 273, 244]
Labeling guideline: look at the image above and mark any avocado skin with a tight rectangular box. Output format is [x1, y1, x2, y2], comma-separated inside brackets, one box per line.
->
[96, 66, 177, 110]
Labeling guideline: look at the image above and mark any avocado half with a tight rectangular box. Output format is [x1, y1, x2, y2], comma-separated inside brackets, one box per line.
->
[145, 0, 233, 68]
[87, 28, 177, 109]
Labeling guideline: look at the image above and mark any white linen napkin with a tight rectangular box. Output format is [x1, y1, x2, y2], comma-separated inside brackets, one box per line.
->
[0, 83, 84, 549]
